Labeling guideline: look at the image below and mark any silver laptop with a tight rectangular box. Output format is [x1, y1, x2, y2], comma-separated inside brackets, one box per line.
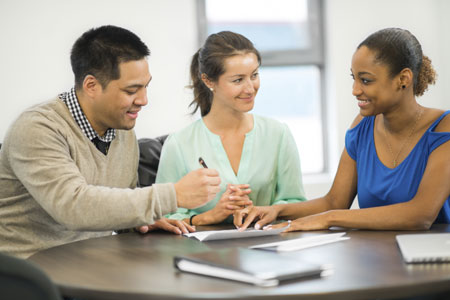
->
[396, 233, 450, 263]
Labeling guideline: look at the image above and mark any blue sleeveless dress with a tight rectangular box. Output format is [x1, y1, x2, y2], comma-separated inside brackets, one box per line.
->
[345, 111, 450, 223]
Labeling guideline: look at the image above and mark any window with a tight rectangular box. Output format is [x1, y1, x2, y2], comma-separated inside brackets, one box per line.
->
[198, 0, 326, 174]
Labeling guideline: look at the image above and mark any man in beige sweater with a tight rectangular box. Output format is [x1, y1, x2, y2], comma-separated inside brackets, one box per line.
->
[0, 25, 221, 258]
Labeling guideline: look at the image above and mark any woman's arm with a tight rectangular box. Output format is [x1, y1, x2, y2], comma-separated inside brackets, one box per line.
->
[283, 113, 450, 231]
[282, 137, 450, 231]
[275, 114, 364, 218]
[234, 114, 364, 230]
[279, 148, 358, 219]
[234, 148, 358, 229]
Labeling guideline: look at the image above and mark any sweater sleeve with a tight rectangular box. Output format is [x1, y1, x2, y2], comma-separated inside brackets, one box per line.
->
[272, 124, 307, 205]
[5, 111, 177, 231]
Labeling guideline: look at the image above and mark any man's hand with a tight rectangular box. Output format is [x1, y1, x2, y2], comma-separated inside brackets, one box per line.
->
[174, 168, 221, 209]
[137, 218, 195, 235]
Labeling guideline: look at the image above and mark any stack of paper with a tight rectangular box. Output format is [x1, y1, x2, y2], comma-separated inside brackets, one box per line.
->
[183, 226, 288, 242]
[250, 232, 349, 252]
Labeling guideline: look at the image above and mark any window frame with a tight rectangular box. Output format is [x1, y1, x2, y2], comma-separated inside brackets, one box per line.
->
[195, 0, 328, 174]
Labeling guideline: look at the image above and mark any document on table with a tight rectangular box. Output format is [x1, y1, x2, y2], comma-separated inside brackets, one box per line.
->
[249, 232, 349, 252]
[183, 225, 289, 242]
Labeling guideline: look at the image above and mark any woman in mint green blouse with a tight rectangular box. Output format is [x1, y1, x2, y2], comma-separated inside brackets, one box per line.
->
[155, 31, 306, 226]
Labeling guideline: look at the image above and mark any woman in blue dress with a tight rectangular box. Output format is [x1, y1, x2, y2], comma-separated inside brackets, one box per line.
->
[235, 28, 450, 231]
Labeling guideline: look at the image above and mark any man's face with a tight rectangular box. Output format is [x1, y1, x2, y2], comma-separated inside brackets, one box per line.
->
[92, 59, 152, 135]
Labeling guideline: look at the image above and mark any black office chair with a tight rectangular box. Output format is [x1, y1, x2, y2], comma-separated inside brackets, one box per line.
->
[0, 252, 62, 300]
[138, 135, 168, 187]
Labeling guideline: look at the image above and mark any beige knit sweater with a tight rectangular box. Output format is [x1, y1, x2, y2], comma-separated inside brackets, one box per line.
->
[0, 98, 177, 258]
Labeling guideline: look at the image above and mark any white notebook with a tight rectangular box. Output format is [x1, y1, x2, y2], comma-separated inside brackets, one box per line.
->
[396, 233, 450, 263]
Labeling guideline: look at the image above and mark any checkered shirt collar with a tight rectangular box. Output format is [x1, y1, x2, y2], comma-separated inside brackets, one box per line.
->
[59, 88, 116, 142]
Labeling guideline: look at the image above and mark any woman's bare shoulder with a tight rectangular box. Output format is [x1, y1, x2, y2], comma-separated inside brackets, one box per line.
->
[349, 113, 364, 129]
[427, 108, 450, 133]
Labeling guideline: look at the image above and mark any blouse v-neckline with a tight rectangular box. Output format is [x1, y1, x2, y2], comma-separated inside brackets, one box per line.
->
[200, 116, 256, 180]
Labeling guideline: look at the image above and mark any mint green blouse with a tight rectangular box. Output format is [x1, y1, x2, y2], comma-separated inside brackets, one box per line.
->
[155, 115, 306, 221]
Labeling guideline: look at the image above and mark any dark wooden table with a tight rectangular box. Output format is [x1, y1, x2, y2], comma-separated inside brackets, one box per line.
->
[28, 224, 450, 300]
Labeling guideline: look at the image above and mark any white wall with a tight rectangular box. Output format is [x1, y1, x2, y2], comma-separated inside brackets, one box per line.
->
[0, 0, 199, 142]
[304, 0, 449, 200]
[0, 0, 448, 199]
[325, 0, 448, 159]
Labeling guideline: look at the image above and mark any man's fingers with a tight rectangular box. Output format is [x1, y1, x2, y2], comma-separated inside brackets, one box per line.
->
[201, 168, 219, 177]
[209, 176, 222, 186]
[137, 225, 149, 233]
[209, 185, 221, 194]
[200, 168, 221, 184]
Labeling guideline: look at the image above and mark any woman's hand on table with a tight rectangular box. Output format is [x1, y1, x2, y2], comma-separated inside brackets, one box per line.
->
[233, 205, 280, 231]
[266, 212, 331, 232]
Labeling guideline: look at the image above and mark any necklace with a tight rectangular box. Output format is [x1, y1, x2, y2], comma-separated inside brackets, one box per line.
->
[382, 107, 423, 168]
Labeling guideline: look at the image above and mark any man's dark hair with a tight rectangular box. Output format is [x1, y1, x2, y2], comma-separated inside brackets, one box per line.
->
[71, 25, 150, 90]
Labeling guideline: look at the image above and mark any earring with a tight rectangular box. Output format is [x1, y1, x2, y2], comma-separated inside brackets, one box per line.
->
[402, 85, 406, 89]
[209, 87, 214, 92]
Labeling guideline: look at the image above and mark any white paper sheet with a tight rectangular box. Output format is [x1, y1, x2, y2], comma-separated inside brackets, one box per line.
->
[249, 232, 349, 252]
[183, 225, 289, 242]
